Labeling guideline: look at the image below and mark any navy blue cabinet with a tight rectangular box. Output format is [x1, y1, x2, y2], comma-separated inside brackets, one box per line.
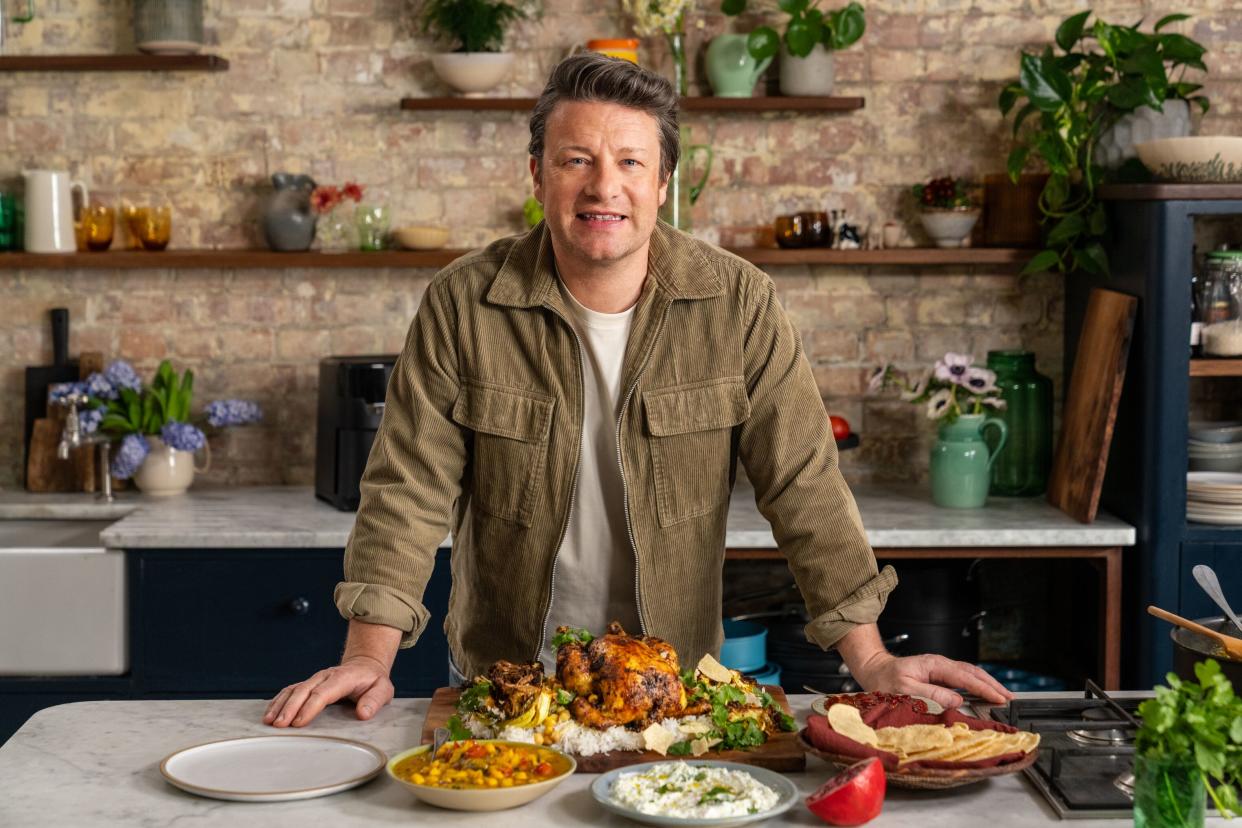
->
[1, 546, 452, 745]
[1066, 185, 1242, 687]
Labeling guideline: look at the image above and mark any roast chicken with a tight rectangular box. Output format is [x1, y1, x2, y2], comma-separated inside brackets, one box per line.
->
[555, 622, 706, 729]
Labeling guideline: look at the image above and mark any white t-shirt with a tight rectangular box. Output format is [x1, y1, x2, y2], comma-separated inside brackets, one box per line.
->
[538, 279, 643, 669]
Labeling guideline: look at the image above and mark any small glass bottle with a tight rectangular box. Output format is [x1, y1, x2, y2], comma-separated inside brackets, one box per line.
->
[986, 350, 1053, 497]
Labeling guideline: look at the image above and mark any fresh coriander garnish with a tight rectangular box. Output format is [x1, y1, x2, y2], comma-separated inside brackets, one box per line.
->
[457, 680, 492, 713]
[698, 785, 736, 804]
[551, 627, 594, 648]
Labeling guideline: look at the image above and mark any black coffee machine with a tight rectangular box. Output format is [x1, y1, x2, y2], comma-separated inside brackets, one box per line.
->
[315, 355, 397, 511]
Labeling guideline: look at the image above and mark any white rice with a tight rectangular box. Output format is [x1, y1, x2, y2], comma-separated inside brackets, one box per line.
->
[462, 713, 714, 757]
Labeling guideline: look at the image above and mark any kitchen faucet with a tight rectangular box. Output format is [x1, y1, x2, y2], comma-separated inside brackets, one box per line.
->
[55, 390, 114, 503]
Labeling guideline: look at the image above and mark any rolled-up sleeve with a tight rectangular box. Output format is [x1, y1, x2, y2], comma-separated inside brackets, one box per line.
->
[334, 277, 466, 648]
[737, 275, 897, 651]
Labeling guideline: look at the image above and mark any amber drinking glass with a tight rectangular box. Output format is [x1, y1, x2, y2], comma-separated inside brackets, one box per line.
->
[123, 199, 173, 251]
[77, 203, 116, 252]
[798, 210, 830, 246]
[774, 214, 806, 248]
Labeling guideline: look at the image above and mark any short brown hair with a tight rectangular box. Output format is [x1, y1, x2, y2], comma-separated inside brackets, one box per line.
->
[528, 52, 680, 182]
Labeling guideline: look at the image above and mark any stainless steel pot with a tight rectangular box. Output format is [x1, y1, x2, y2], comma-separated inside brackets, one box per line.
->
[1171, 615, 1242, 688]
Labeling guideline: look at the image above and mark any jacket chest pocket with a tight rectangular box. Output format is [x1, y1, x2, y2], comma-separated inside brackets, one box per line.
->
[643, 378, 750, 527]
[452, 380, 555, 527]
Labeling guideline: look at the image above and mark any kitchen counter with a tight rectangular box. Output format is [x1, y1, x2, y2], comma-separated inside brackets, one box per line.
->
[0, 484, 1136, 549]
[0, 694, 1206, 827]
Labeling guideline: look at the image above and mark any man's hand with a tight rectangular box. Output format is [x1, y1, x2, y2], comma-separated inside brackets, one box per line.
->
[263, 619, 402, 727]
[263, 655, 395, 728]
[835, 622, 1012, 710]
[850, 651, 1013, 710]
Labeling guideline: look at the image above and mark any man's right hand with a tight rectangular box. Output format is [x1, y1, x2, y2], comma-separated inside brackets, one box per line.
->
[263, 655, 395, 728]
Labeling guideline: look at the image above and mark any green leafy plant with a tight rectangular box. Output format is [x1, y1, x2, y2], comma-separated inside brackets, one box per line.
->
[98, 360, 193, 436]
[720, 0, 865, 62]
[1136, 659, 1242, 817]
[418, 0, 534, 53]
[999, 11, 1209, 276]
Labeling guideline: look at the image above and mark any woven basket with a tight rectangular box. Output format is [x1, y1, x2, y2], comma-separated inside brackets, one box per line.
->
[796, 729, 1038, 790]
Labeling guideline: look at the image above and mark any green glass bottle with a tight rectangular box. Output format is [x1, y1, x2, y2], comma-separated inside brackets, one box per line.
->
[986, 350, 1053, 496]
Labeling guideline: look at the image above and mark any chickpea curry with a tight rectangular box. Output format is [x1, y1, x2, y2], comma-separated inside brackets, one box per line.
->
[393, 740, 572, 789]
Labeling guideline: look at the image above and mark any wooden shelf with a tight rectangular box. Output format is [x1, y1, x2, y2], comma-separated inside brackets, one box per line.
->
[0, 247, 1035, 270]
[1190, 358, 1242, 377]
[399, 95, 865, 113]
[0, 54, 229, 72]
[735, 247, 1033, 266]
[1100, 183, 1242, 202]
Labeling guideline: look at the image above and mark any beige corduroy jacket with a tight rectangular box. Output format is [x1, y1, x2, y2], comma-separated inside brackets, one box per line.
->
[334, 220, 897, 679]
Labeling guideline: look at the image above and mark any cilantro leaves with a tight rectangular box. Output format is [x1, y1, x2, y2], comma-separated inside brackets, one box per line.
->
[551, 627, 595, 648]
[457, 680, 492, 713]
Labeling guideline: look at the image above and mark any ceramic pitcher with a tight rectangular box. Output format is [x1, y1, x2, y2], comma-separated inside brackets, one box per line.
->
[22, 169, 87, 254]
[929, 413, 1008, 509]
[705, 34, 772, 97]
[133, 436, 210, 497]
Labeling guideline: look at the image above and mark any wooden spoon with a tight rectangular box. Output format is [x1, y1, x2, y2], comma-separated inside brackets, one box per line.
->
[1147, 605, 1242, 660]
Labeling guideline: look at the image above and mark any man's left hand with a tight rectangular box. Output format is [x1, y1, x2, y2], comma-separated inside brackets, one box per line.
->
[851, 651, 1014, 710]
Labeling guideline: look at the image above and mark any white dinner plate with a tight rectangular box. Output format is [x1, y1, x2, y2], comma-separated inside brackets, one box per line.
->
[160, 735, 386, 802]
[1186, 510, 1242, 526]
[1187, 472, 1242, 488]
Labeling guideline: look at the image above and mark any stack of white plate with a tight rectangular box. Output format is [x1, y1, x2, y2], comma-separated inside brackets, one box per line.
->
[1187, 472, 1242, 525]
[1189, 422, 1242, 473]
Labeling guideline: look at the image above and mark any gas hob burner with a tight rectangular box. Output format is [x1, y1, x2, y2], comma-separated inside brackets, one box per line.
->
[1066, 705, 1137, 747]
[1113, 771, 1136, 798]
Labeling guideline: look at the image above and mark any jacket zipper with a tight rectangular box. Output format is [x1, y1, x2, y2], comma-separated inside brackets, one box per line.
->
[615, 300, 672, 636]
[536, 312, 585, 660]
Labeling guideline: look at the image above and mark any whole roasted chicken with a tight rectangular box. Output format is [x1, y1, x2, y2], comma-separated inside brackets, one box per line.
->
[556, 622, 703, 729]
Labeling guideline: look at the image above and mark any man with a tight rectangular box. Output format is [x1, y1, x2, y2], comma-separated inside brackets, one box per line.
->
[265, 53, 1010, 729]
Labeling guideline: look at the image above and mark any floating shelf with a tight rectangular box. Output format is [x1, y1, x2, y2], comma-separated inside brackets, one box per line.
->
[1100, 183, 1242, 202]
[0, 54, 229, 72]
[1190, 359, 1242, 377]
[0, 247, 1035, 270]
[399, 96, 865, 113]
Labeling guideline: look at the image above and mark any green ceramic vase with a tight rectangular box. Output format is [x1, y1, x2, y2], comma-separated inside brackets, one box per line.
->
[930, 413, 1008, 509]
[705, 34, 772, 97]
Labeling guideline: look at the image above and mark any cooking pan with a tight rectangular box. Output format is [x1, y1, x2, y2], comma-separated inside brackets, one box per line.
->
[1171, 615, 1242, 688]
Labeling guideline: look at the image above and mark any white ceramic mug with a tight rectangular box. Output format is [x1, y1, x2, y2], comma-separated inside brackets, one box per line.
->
[23, 169, 88, 254]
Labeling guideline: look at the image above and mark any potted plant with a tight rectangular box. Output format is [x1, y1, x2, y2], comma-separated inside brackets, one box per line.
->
[869, 353, 1008, 508]
[913, 175, 979, 248]
[999, 11, 1210, 276]
[1134, 659, 1241, 827]
[719, 0, 864, 96]
[311, 181, 365, 252]
[53, 360, 262, 496]
[418, 0, 538, 96]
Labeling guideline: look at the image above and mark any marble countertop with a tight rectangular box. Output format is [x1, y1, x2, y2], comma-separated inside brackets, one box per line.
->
[0, 483, 1135, 549]
[0, 694, 1198, 828]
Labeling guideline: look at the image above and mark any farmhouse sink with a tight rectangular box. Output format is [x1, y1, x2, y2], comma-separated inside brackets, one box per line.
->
[0, 519, 128, 676]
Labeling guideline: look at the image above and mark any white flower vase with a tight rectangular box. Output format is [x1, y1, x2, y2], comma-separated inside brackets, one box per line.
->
[133, 436, 210, 497]
[919, 207, 981, 248]
[1096, 99, 1191, 168]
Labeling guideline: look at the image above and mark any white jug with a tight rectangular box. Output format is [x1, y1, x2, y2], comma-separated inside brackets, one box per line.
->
[22, 169, 88, 254]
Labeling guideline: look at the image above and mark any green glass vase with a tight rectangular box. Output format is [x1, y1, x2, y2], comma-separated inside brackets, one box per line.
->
[1133, 754, 1206, 828]
[986, 350, 1053, 497]
[930, 413, 1008, 508]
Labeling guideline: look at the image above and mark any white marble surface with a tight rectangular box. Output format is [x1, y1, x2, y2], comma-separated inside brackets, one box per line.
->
[1, 694, 1205, 828]
[0, 483, 1135, 549]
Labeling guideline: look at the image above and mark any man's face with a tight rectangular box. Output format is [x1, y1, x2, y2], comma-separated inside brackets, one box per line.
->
[531, 100, 668, 269]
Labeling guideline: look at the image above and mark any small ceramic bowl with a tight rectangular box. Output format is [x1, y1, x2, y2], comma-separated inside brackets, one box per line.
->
[1189, 421, 1242, 444]
[394, 225, 450, 250]
[387, 741, 575, 811]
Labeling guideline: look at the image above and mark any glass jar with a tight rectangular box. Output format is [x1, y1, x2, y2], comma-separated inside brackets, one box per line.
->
[986, 350, 1053, 497]
[355, 204, 390, 252]
[1133, 754, 1205, 828]
[1198, 250, 1242, 356]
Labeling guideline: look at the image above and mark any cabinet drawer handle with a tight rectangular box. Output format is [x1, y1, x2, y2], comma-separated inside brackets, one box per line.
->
[289, 597, 311, 616]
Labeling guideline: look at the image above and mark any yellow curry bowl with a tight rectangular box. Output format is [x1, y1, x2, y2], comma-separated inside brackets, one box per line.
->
[387, 739, 577, 811]
[393, 225, 450, 251]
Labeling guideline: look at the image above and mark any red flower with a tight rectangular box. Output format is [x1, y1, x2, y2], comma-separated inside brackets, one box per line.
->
[310, 185, 341, 214]
[341, 182, 364, 202]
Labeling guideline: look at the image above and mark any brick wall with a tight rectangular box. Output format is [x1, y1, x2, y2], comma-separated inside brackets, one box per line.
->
[2, 0, 1239, 489]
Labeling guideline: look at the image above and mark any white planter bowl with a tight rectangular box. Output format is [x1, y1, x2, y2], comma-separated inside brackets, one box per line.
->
[919, 208, 980, 248]
[430, 52, 515, 96]
[1136, 136, 1242, 183]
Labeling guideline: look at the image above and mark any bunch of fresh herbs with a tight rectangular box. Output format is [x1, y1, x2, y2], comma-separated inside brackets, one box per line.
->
[1136, 659, 1242, 817]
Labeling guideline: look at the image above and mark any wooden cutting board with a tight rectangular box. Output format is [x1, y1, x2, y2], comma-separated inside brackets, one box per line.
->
[420, 686, 806, 773]
[1048, 287, 1138, 523]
